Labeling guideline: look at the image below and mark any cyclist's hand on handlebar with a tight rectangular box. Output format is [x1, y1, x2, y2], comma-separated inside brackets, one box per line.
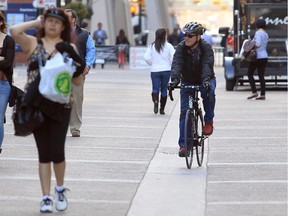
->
[170, 79, 180, 89]
[168, 79, 179, 101]
[203, 81, 211, 92]
[168, 83, 174, 91]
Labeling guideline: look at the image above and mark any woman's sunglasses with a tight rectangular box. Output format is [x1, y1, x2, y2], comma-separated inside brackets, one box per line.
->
[184, 34, 196, 38]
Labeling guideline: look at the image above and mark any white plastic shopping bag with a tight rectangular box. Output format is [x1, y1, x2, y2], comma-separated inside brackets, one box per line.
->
[38, 52, 75, 104]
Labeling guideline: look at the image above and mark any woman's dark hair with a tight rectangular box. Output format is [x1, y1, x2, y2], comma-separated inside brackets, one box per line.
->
[37, 8, 71, 42]
[153, 28, 167, 53]
[255, 18, 266, 29]
[118, 29, 126, 40]
[0, 11, 8, 33]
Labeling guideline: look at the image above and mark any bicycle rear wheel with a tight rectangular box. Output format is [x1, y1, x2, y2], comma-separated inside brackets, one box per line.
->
[195, 110, 205, 166]
[184, 109, 194, 169]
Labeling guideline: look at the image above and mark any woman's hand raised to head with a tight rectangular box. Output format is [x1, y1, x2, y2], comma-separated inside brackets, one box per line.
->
[10, 17, 41, 54]
[36, 15, 44, 28]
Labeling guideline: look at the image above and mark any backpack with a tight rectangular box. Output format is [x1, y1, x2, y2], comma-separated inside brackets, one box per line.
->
[242, 39, 257, 62]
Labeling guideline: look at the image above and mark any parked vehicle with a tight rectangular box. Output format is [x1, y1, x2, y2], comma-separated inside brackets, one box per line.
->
[219, 0, 287, 91]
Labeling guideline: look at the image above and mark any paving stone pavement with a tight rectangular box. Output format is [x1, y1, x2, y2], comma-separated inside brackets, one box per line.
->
[0, 64, 287, 216]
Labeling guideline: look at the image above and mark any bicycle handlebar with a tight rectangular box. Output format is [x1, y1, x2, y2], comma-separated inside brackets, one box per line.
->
[168, 84, 202, 101]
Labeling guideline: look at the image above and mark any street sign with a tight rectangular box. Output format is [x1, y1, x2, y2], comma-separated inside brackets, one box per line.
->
[129, 47, 150, 70]
[45, 0, 57, 9]
[34, 0, 56, 9]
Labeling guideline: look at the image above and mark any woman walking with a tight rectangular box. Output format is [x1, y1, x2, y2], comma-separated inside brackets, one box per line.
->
[115, 29, 130, 68]
[144, 28, 175, 114]
[247, 18, 269, 100]
[10, 8, 84, 213]
[0, 11, 15, 154]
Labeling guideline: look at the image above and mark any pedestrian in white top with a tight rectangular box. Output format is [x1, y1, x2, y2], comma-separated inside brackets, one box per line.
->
[144, 28, 175, 115]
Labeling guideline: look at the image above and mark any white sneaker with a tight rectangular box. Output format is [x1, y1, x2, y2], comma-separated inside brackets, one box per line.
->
[55, 187, 69, 211]
[40, 197, 53, 213]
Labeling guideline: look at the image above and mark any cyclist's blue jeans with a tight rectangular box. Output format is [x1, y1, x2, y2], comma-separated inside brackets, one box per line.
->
[150, 71, 171, 96]
[178, 79, 216, 147]
[0, 80, 11, 148]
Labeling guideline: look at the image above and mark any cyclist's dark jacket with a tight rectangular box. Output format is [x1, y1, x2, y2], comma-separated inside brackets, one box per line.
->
[171, 39, 215, 83]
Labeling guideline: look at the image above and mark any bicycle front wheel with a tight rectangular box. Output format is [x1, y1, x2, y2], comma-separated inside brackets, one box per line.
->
[195, 109, 205, 166]
[184, 109, 194, 169]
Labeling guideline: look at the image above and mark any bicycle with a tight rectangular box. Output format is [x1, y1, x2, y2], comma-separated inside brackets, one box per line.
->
[168, 84, 208, 169]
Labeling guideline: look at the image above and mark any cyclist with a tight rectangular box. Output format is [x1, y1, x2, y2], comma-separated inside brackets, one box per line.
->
[170, 21, 216, 157]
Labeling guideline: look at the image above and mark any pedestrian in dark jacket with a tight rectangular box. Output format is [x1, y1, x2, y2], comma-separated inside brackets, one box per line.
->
[0, 11, 15, 154]
[64, 9, 96, 137]
[170, 21, 216, 157]
[115, 29, 130, 68]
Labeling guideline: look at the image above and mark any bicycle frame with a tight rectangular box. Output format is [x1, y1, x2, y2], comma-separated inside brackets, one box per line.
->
[186, 85, 200, 113]
[171, 84, 202, 113]
[183, 85, 202, 143]
[168, 83, 206, 168]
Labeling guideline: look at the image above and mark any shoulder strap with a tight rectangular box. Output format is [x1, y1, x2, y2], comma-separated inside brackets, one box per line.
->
[37, 39, 46, 68]
[37, 39, 43, 45]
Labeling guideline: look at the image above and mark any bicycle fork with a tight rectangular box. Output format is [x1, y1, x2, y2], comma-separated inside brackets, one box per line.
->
[190, 93, 201, 146]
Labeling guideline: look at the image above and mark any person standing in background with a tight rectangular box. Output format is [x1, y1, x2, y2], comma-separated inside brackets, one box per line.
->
[10, 8, 85, 213]
[115, 29, 130, 69]
[202, 31, 213, 46]
[0, 11, 15, 154]
[247, 18, 269, 100]
[65, 9, 96, 137]
[168, 28, 182, 47]
[93, 22, 108, 45]
[144, 28, 175, 115]
[201, 24, 213, 46]
[176, 23, 184, 41]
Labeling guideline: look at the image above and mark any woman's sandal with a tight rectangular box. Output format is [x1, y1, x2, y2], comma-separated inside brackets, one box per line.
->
[247, 93, 258, 100]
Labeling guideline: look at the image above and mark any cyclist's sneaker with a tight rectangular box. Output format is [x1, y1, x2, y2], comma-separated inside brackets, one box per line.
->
[55, 187, 69, 211]
[178, 146, 187, 157]
[40, 196, 53, 213]
[203, 121, 213, 136]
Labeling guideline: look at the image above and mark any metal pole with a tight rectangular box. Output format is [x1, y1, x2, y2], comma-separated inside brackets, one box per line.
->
[138, 0, 142, 33]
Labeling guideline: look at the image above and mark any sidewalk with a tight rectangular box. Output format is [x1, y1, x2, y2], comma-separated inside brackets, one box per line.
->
[128, 65, 287, 216]
[128, 99, 208, 216]
[0, 65, 287, 216]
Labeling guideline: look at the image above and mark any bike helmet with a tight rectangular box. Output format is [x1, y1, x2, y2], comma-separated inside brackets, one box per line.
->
[182, 22, 205, 35]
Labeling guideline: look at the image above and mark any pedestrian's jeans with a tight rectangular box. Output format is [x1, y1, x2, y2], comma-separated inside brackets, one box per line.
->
[178, 79, 216, 147]
[150, 71, 171, 97]
[0, 80, 11, 148]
